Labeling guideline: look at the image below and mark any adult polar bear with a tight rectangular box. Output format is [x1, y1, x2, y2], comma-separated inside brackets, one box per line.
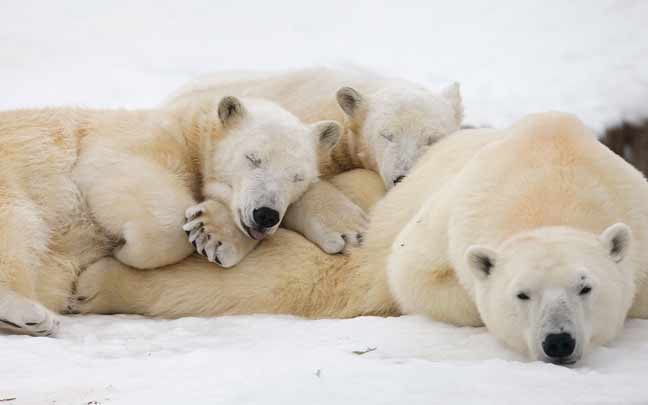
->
[75, 112, 648, 363]
[169, 67, 463, 255]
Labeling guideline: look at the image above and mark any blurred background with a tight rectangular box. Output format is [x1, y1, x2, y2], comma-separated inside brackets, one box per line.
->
[1, 0, 647, 162]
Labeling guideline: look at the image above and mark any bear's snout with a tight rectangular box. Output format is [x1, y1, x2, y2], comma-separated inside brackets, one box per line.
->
[542, 332, 576, 362]
[253, 207, 280, 229]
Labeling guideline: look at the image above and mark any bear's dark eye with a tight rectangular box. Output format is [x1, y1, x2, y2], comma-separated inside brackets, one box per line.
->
[293, 174, 304, 183]
[426, 137, 435, 146]
[381, 133, 394, 142]
[517, 292, 530, 301]
[579, 286, 592, 296]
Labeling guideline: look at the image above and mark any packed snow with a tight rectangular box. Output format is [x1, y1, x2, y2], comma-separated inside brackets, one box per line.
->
[1, 1, 648, 404]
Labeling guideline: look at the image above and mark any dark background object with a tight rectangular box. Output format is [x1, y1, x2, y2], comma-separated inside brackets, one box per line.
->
[603, 120, 648, 178]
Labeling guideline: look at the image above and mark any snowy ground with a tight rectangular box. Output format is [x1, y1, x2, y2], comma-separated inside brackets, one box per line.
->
[1, 1, 648, 404]
[4, 315, 648, 404]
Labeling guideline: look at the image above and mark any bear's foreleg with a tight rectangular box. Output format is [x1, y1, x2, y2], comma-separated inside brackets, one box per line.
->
[0, 186, 60, 336]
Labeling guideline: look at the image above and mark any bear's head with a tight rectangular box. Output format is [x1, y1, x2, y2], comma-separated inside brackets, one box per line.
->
[465, 224, 635, 364]
[336, 82, 462, 190]
[206, 96, 341, 240]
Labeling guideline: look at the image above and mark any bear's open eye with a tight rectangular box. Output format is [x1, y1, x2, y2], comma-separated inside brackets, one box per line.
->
[579, 286, 592, 296]
[381, 133, 394, 142]
[293, 174, 304, 183]
[517, 292, 530, 301]
[426, 137, 435, 146]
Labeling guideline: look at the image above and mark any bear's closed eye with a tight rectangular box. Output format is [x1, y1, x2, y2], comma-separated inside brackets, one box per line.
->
[245, 154, 262, 168]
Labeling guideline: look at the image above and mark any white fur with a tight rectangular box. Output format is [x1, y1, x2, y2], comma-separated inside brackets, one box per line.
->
[71, 113, 648, 365]
[389, 112, 648, 363]
[164, 94, 341, 267]
[0, 98, 337, 335]
[360, 82, 462, 188]
[196, 98, 328, 238]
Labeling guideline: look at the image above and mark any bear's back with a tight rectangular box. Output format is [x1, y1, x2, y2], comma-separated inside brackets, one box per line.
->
[448, 113, 648, 273]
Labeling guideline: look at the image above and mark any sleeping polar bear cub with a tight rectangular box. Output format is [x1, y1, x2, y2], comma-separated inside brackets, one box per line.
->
[171, 95, 341, 266]
[0, 95, 339, 336]
[75, 94, 341, 269]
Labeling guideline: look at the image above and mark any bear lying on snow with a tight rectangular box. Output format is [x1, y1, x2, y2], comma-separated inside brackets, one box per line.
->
[74, 112, 648, 364]
[0, 95, 341, 336]
[0, 67, 463, 338]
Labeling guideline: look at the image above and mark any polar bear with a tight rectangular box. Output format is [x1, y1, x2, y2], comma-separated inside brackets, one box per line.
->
[73, 112, 648, 364]
[387, 113, 648, 363]
[0, 95, 339, 336]
[167, 67, 463, 254]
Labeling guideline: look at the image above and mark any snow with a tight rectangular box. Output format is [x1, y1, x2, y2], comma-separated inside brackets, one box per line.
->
[2, 1, 647, 132]
[4, 315, 648, 404]
[1, 1, 648, 404]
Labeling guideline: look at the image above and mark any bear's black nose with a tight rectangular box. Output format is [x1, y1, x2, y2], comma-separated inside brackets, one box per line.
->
[253, 207, 280, 229]
[393, 175, 406, 185]
[542, 333, 576, 359]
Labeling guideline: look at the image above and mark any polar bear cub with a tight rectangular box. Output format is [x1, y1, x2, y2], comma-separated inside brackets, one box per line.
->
[0, 95, 339, 336]
[75, 94, 341, 269]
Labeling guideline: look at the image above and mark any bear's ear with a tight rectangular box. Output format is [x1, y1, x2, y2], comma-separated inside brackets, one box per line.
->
[599, 223, 632, 263]
[441, 82, 463, 126]
[465, 245, 498, 281]
[336, 87, 364, 118]
[218, 96, 245, 127]
[312, 120, 342, 151]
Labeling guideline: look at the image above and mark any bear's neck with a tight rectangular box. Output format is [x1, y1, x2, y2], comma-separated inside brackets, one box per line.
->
[167, 103, 220, 194]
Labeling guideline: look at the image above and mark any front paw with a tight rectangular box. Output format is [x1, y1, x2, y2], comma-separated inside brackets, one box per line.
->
[315, 207, 368, 254]
[283, 183, 370, 255]
[183, 200, 257, 268]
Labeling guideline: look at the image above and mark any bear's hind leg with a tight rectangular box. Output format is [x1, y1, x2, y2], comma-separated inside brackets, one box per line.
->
[77, 156, 197, 270]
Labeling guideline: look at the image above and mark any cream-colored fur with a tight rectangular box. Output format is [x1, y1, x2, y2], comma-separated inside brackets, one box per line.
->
[167, 67, 462, 254]
[164, 93, 343, 267]
[390, 112, 648, 362]
[71, 132, 487, 319]
[74, 113, 648, 364]
[0, 95, 339, 335]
